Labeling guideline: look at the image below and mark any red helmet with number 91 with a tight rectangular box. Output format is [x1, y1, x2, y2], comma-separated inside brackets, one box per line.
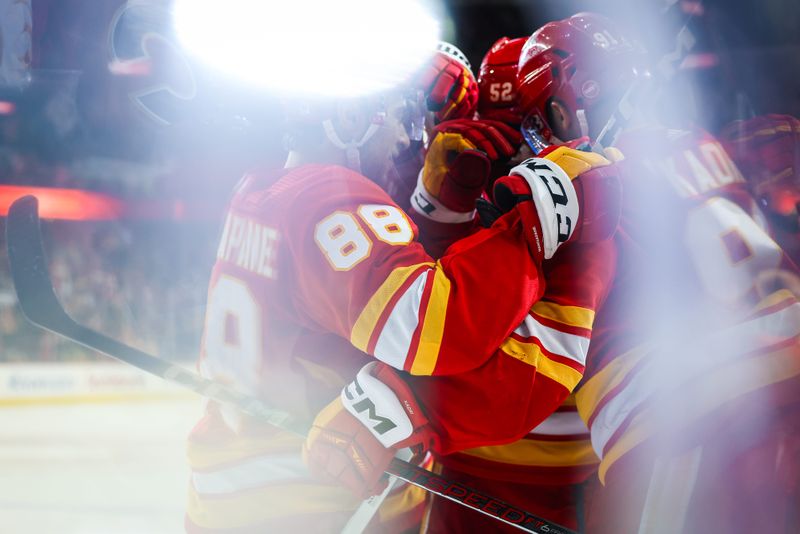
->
[477, 36, 527, 126]
[516, 12, 645, 151]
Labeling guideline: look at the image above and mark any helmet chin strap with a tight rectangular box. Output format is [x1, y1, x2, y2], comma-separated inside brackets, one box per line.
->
[322, 117, 383, 174]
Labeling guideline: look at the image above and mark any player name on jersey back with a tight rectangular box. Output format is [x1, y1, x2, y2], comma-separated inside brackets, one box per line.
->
[658, 137, 746, 198]
[216, 212, 279, 279]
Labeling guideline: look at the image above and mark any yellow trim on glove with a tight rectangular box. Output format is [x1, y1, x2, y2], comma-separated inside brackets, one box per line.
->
[543, 146, 612, 180]
[422, 132, 477, 196]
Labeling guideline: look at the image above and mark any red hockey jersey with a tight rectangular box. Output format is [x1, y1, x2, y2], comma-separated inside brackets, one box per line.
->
[575, 128, 800, 533]
[396, 168, 616, 485]
[396, 158, 618, 533]
[186, 163, 580, 532]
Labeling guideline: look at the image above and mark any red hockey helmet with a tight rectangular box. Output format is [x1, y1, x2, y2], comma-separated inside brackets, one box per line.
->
[477, 37, 527, 126]
[517, 12, 645, 149]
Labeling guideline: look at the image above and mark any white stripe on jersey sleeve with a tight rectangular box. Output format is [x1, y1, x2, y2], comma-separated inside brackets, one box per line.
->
[514, 314, 590, 366]
[529, 411, 590, 436]
[373, 270, 430, 370]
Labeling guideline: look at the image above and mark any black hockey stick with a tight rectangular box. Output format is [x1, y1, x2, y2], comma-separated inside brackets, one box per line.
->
[5, 195, 576, 534]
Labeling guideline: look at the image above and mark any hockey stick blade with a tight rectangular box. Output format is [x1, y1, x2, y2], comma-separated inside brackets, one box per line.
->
[5, 196, 575, 534]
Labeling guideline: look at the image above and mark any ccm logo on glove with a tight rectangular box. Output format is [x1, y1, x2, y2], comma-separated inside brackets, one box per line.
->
[342, 363, 414, 448]
[498, 157, 579, 259]
[518, 158, 575, 244]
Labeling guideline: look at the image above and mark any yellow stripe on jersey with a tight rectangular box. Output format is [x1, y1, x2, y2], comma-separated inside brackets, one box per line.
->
[350, 262, 434, 352]
[501, 337, 583, 391]
[464, 438, 599, 468]
[187, 429, 303, 471]
[598, 340, 800, 484]
[597, 410, 651, 485]
[575, 345, 649, 425]
[410, 263, 452, 375]
[377, 483, 427, 523]
[186, 482, 359, 529]
[532, 301, 596, 330]
[752, 288, 797, 314]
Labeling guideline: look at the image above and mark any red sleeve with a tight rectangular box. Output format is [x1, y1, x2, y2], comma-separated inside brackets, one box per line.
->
[410, 239, 618, 453]
[279, 164, 546, 376]
[410, 214, 479, 259]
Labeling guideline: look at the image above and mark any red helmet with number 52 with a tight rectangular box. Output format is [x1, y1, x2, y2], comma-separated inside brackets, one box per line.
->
[517, 12, 644, 147]
[477, 37, 527, 126]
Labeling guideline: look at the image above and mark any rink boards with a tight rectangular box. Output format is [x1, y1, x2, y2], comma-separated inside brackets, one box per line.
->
[0, 363, 202, 533]
[0, 362, 194, 405]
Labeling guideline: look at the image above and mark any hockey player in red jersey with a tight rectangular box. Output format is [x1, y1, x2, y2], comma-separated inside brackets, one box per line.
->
[499, 11, 800, 534]
[577, 126, 800, 533]
[187, 61, 622, 532]
[418, 15, 636, 533]
[419, 12, 800, 533]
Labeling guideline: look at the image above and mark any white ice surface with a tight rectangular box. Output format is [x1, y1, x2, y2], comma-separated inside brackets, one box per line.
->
[0, 399, 203, 534]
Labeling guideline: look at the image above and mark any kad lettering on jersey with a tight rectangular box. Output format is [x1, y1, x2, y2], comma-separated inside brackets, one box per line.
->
[659, 140, 746, 198]
[216, 213, 279, 279]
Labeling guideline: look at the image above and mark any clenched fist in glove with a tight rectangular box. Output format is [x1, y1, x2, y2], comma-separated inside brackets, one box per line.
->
[721, 114, 800, 218]
[303, 362, 437, 498]
[486, 146, 623, 262]
[411, 119, 523, 223]
[415, 42, 479, 124]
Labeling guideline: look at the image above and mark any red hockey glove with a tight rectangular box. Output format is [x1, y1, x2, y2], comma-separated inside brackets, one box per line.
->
[433, 118, 523, 161]
[303, 362, 437, 498]
[721, 114, 800, 218]
[411, 127, 488, 221]
[410, 119, 524, 222]
[415, 50, 479, 123]
[490, 146, 622, 261]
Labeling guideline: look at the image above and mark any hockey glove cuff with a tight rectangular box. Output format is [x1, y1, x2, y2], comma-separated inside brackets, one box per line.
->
[491, 146, 622, 260]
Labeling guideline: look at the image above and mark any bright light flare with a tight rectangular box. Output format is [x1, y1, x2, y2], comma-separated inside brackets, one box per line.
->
[173, 0, 441, 97]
